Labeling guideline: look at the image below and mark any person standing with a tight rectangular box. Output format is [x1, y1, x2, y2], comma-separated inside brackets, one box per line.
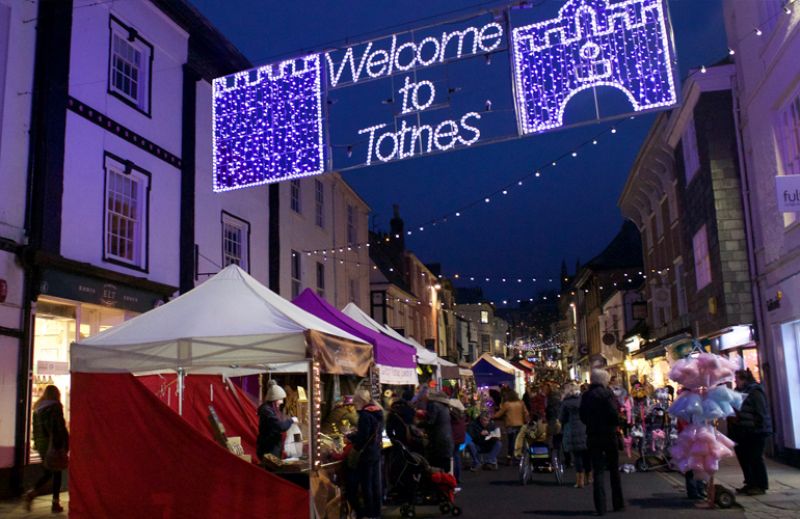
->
[347, 388, 384, 519]
[449, 399, 468, 486]
[580, 369, 624, 516]
[25, 385, 69, 513]
[257, 380, 296, 461]
[424, 392, 455, 472]
[560, 383, 590, 488]
[730, 369, 772, 496]
[546, 383, 563, 449]
[494, 389, 528, 464]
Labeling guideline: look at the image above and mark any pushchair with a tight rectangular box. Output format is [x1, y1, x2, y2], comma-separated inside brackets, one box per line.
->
[388, 441, 461, 517]
[634, 402, 672, 472]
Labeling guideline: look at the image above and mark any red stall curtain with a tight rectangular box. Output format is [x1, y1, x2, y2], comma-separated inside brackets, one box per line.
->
[136, 374, 260, 460]
[70, 373, 309, 519]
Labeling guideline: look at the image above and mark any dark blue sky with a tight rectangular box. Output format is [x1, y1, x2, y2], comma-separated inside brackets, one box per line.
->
[193, 0, 728, 303]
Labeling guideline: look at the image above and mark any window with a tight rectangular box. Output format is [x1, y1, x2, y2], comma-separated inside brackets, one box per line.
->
[693, 225, 712, 290]
[674, 261, 688, 317]
[290, 179, 301, 213]
[347, 204, 356, 244]
[314, 179, 324, 227]
[682, 117, 700, 183]
[316, 262, 325, 297]
[291, 250, 301, 298]
[349, 278, 358, 304]
[108, 17, 152, 114]
[480, 310, 489, 324]
[104, 154, 149, 269]
[221, 212, 249, 271]
[777, 89, 800, 226]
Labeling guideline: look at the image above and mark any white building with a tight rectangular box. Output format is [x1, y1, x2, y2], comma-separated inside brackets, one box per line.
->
[0, 0, 261, 496]
[723, 0, 800, 462]
[0, 0, 37, 496]
[279, 173, 370, 310]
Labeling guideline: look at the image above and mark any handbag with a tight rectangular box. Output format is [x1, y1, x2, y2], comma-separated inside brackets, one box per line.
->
[44, 431, 69, 471]
[346, 429, 378, 469]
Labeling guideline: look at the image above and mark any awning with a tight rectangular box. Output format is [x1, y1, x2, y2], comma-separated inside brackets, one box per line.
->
[471, 353, 516, 387]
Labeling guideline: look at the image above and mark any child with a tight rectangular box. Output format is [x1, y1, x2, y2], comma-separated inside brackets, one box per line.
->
[514, 413, 548, 457]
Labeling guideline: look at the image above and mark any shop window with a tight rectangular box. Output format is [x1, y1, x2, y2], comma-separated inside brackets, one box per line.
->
[291, 250, 301, 298]
[104, 154, 149, 270]
[777, 88, 800, 227]
[349, 278, 358, 304]
[347, 204, 356, 245]
[693, 225, 712, 290]
[779, 320, 800, 448]
[316, 262, 325, 298]
[30, 298, 130, 462]
[682, 117, 700, 184]
[221, 212, 249, 271]
[108, 17, 153, 115]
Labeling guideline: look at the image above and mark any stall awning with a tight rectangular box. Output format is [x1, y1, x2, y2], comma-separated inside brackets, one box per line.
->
[471, 353, 516, 387]
[72, 265, 368, 374]
[294, 290, 417, 385]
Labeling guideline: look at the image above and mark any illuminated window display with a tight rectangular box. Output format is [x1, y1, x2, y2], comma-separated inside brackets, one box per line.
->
[30, 298, 134, 461]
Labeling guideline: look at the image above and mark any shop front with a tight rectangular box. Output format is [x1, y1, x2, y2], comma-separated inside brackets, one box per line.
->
[27, 267, 171, 465]
[708, 325, 760, 382]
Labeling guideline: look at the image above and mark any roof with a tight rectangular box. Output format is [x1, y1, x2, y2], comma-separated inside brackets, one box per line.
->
[584, 221, 643, 271]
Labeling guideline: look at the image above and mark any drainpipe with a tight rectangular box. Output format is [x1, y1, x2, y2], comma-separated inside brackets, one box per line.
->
[731, 75, 779, 453]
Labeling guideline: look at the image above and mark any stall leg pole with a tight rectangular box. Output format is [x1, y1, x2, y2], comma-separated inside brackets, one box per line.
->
[178, 368, 185, 416]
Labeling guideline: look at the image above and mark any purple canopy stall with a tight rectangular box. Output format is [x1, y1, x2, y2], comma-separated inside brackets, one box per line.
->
[293, 289, 418, 385]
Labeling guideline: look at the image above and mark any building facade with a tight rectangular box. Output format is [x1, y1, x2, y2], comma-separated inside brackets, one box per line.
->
[723, 0, 800, 463]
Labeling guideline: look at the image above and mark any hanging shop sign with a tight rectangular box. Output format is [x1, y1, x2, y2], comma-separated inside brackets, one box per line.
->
[212, 0, 679, 191]
[776, 175, 800, 213]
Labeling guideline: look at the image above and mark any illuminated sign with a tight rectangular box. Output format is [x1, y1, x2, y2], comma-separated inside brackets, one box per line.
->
[212, 0, 678, 191]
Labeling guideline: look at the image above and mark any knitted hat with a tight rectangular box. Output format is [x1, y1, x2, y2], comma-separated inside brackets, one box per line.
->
[265, 380, 287, 402]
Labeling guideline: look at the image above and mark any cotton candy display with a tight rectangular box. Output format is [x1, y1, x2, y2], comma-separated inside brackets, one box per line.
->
[668, 353, 738, 389]
[669, 424, 735, 480]
[623, 435, 633, 458]
[667, 350, 744, 481]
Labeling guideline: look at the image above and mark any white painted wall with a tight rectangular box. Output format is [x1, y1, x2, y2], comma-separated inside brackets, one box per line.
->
[723, 0, 800, 451]
[194, 80, 269, 285]
[60, 0, 188, 286]
[0, 0, 37, 470]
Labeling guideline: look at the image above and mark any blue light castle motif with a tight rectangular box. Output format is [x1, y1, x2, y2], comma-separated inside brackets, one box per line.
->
[511, 0, 677, 135]
[212, 54, 325, 191]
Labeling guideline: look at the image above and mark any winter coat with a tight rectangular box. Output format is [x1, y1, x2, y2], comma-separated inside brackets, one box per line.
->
[424, 401, 454, 459]
[32, 400, 69, 458]
[257, 403, 294, 460]
[529, 393, 546, 419]
[467, 418, 500, 453]
[579, 384, 619, 445]
[450, 408, 467, 446]
[349, 405, 384, 464]
[386, 400, 415, 445]
[732, 382, 772, 438]
[545, 391, 561, 422]
[495, 400, 528, 428]
[559, 395, 587, 453]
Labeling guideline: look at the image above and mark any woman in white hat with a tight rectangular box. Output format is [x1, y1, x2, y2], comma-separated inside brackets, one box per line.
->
[257, 380, 296, 461]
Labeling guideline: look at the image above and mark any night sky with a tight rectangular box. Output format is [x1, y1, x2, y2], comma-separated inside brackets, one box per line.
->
[192, 0, 728, 303]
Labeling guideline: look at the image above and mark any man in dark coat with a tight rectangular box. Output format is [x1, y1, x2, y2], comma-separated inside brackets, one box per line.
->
[423, 392, 455, 472]
[730, 369, 772, 495]
[580, 369, 624, 516]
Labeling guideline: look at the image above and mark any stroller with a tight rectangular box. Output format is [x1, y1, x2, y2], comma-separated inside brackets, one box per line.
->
[388, 441, 461, 517]
[634, 402, 672, 472]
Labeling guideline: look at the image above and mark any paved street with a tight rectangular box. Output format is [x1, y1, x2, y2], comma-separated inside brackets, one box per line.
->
[386, 463, 743, 519]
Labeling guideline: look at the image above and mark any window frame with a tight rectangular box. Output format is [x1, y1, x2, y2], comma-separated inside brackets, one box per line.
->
[290, 179, 301, 214]
[693, 225, 712, 290]
[220, 211, 250, 272]
[776, 86, 800, 227]
[682, 117, 700, 184]
[107, 15, 154, 117]
[102, 152, 151, 272]
[291, 250, 302, 298]
[316, 261, 325, 297]
[347, 204, 357, 244]
[314, 179, 325, 228]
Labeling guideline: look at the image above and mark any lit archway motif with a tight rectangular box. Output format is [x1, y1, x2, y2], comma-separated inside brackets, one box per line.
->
[512, 0, 677, 135]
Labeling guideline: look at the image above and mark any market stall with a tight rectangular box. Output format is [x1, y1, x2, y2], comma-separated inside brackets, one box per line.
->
[70, 265, 372, 519]
[471, 353, 525, 396]
[341, 302, 459, 383]
[294, 289, 417, 386]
